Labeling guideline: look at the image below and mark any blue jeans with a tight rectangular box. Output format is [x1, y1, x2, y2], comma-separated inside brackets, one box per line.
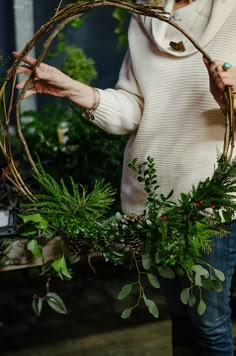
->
[159, 221, 236, 355]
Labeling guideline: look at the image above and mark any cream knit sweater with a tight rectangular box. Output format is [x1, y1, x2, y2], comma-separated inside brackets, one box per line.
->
[91, 0, 236, 214]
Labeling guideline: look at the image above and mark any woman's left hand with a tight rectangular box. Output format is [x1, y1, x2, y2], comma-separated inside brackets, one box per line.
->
[203, 57, 236, 108]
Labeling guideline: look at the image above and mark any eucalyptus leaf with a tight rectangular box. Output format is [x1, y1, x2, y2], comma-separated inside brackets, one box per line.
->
[201, 279, 214, 290]
[142, 253, 152, 270]
[197, 300, 206, 316]
[115, 212, 122, 221]
[147, 273, 160, 288]
[214, 268, 225, 282]
[157, 266, 175, 279]
[155, 251, 162, 264]
[143, 295, 159, 318]
[194, 273, 202, 287]
[121, 308, 132, 319]
[117, 284, 133, 300]
[189, 295, 196, 307]
[192, 264, 209, 278]
[180, 288, 190, 305]
[210, 279, 224, 292]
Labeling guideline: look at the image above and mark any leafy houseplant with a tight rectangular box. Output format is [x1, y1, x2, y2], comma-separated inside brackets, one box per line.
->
[0, 0, 236, 318]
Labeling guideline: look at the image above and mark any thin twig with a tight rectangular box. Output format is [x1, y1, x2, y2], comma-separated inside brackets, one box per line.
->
[55, 0, 63, 15]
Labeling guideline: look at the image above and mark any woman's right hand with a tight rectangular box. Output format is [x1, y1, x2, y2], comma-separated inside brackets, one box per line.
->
[13, 51, 97, 109]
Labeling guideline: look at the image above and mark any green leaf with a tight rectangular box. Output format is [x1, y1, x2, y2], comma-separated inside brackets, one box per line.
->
[147, 273, 160, 288]
[18, 213, 48, 230]
[145, 219, 152, 227]
[0, 255, 9, 266]
[194, 273, 202, 287]
[32, 296, 43, 317]
[121, 308, 132, 319]
[69, 18, 82, 29]
[117, 284, 133, 300]
[27, 239, 44, 260]
[197, 300, 206, 316]
[211, 279, 224, 292]
[160, 194, 166, 202]
[175, 266, 185, 277]
[166, 189, 174, 200]
[180, 192, 189, 204]
[0, 239, 13, 254]
[51, 255, 72, 280]
[180, 288, 190, 305]
[214, 268, 225, 282]
[143, 295, 159, 318]
[57, 42, 65, 52]
[46, 292, 67, 315]
[20, 229, 37, 237]
[192, 264, 209, 278]
[157, 266, 175, 279]
[201, 279, 214, 290]
[142, 253, 152, 270]
[155, 251, 162, 264]
[189, 295, 196, 307]
[115, 212, 122, 221]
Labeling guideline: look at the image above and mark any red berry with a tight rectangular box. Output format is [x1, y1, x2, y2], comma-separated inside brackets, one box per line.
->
[162, 216, 167, 221]
[200, 200, 204, 205]
[211, 205, 215, 209]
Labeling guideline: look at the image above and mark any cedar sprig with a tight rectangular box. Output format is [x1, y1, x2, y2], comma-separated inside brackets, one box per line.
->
[21, 159, 116, 237]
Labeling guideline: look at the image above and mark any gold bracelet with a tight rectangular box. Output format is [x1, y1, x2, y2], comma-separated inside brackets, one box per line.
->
[83, 88, 100, 121]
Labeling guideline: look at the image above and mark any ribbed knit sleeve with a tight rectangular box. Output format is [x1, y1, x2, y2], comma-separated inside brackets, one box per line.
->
[91, 51, 144, 135]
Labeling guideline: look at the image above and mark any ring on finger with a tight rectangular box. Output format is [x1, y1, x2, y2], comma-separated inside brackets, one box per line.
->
[223, 62, 232, 70]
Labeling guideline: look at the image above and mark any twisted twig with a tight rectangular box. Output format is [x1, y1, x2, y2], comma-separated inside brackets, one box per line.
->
[0, 0, 235, 198]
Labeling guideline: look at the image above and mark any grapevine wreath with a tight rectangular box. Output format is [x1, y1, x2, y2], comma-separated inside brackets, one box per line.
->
[0, 0, 236, 318]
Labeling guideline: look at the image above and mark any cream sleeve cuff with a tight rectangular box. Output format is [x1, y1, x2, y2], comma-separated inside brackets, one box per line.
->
[84, 88, 143, 135]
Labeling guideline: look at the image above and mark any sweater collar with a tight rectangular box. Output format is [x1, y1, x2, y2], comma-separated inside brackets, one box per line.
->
[140, 0, 236, 57]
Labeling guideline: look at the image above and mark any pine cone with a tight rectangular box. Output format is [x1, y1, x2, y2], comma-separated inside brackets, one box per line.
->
[121, 213, 144, 224]
[122, 235, 143, 255]
[65, 236, 89, 256]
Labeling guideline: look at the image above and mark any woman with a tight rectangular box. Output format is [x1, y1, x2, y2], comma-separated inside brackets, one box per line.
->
[14, 0, 236, 354]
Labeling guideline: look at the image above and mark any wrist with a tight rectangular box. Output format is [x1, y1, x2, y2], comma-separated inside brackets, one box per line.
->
[65, 79, 97, 110]
[83, 88, 100, 121]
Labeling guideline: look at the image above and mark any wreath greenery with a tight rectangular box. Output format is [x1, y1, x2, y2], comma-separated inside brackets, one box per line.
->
[0, 0, 236, 318]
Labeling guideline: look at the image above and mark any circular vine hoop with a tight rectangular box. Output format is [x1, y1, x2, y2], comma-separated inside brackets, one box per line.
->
[0, 0, 235, 199]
